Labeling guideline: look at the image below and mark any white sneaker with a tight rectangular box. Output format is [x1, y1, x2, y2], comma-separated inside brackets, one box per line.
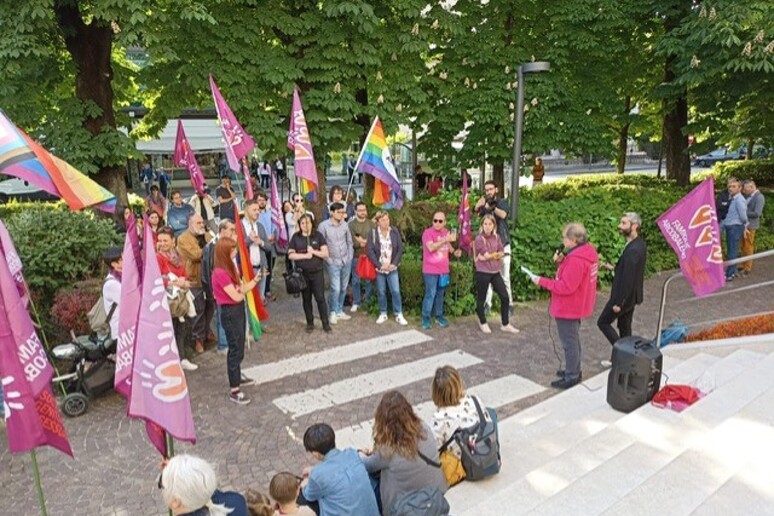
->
[337, 312, 351, 321]
[376, 313, 388, 324]
[601, 360, 613, 369]
[329, 312, 338, 325]
[181, 359, 198, 371]
[395, 313, 408, 326]
[480, 323, 492, 334]
[501, 324, 520, 334]
[350, 304, 359, 313]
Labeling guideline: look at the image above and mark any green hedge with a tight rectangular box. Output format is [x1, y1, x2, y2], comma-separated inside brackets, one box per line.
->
[397, 252, 476, 317]
[693, 159, 774, 187]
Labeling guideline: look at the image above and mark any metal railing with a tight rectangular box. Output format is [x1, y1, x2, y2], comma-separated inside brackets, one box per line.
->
[655, 248, 774, 348]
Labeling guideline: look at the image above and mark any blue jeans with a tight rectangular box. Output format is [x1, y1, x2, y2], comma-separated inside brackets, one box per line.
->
[376, 270, 402, 314]
[725, 224, 744, 277]
[351, 258, 372, 305]
[422, 273, 446, 319]
[326, 261, 351, 314]
[216, 305, 229, 351]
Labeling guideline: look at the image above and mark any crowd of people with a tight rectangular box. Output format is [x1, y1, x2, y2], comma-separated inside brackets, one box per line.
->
[156, 365, 490, 516]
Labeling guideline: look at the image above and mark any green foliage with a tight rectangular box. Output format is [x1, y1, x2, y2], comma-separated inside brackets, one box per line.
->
[4, 205, 120, 302]
[397, 254, 477, 317]
[704, 159, 774, 187]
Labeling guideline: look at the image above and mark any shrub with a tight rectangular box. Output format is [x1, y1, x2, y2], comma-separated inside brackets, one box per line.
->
[396, 252, 477, 317]
[4, 204, 119, 303]
[49, 279, 103, 340]
[693, 159, 774, 187]
[686, 313, 774, 342]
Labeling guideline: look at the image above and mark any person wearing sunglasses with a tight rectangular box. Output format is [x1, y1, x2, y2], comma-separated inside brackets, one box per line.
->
[421, 212, 462, 329]
[285, 194, 314, 237]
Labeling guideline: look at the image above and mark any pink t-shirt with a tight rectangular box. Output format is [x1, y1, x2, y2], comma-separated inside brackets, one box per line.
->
[211, 267, 241, 306]
[422, 227, 451, 274]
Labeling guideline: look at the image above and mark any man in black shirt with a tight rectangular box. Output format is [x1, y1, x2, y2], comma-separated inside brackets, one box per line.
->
[216, 176, 236, 222]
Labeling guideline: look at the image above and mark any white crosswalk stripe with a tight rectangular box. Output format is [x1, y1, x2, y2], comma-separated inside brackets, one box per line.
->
[335, 374, 546, 450]
[242, 329, 431, 385]
[273, 350, 483, 417]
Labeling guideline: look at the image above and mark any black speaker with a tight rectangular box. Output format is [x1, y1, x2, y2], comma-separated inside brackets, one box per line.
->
[607, 336, 663, 413]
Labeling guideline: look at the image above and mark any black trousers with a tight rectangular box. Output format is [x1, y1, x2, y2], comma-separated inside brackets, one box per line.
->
[475, 271, 510, 325]
[173, 316, 194, 361]
[190, 287, 207, 341]
[264, 254, 275, 296]
[302, 269, 329, 327]
[597, 299, 635, 346]
[221, 302, 246, 388]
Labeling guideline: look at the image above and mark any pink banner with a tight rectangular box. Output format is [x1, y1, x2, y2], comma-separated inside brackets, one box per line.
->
[241, 157, 254, 201]
[128, 221, 196, 449]
[0, 221, 29, 307]
[210, 74, 256, 173]
[114, 215, 142, 398]
[173, 120, 207, 197]
[287, 87, 318, 188]
[0, 236, 72, 456]
[457, 170, 473, 255]
[657, 177, 725, 296]
[270, 170, 288, 250]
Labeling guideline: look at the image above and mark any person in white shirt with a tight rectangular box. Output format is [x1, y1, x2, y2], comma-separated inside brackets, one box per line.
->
[102, 247, 123, 339]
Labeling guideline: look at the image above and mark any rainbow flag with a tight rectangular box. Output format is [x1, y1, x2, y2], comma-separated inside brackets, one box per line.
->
[233, 201, 269, 340]
[354, 117, 403, 209]
[0, 111, 116, 212]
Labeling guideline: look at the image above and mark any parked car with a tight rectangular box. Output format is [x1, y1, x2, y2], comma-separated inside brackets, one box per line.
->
[692, 148, 742, 167]
[0, 177, 58, 203]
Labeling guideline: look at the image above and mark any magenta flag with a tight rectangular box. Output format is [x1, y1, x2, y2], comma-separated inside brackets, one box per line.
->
[657, 177, 725, 296]
[128, 221, 196, 450]
[0, 221, 29, 307]
[287, 86, 318, 196]
[0, 235, 73, 457]
[241, 157, 254, 201]
[457, 170, 473, 255]
[114, 215, 143, 398]
[270, 170, 288, 250]
[173, 120, 207, 197]
[210, 74, 256, 173]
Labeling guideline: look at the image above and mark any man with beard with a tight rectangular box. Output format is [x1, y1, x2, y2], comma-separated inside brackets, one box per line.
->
[178, 214, 213, 354]
[597, 212, 647, 365]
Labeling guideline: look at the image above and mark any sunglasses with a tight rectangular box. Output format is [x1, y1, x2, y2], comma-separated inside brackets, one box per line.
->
[433, 219, 445, 223]
[294, 199, 303, 203]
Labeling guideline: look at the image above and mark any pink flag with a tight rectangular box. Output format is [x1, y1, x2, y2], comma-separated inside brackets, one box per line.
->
[240, 157, 254, 201]
[114, 215, 142, 398]
[657, 177, 725, 296]
[270, 170, 288, 250]
[210, 74, 256, 173]
[173, 120, 207, 197]
[128, 221, 196, 450]
[0, 221, 29, 307]
[457, 170, 473, 255]
[0, 235, 73, 457]
[287, 87, 318, 198]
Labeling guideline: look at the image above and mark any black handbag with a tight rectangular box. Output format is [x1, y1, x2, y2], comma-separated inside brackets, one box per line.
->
[454, 396, 501, 481]
[283, 265, 307, 295]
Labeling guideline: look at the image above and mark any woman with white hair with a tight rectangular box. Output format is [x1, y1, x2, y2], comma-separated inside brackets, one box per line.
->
[159, 454, 247, 516]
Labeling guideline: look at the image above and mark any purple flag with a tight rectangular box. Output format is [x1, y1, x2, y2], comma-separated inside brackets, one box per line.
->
[287, 87, 318, 197]
[114, 215, 142, 398]
[0, 221, 29, 307]
[241, 157, 254, 201]
[0, 234, 73, 457]
[128, 221, 196, 449]
[457, 170, 473, 255]
[270, 170, 288, 250]
[657, 177, 725, 296]
[173, 120, 207, 197]
[210, 74, 256, 172]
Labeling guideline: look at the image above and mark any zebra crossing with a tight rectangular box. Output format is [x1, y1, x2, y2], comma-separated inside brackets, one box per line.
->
[242, 329, 546, 447]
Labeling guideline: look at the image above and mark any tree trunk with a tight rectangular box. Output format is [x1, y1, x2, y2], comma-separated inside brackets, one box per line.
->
[54, 1, 127, 203]
[492, 162, 505, 195]
[616, 96, 632, 174]
[354, 88, 373, 207]
[662, 7, 691, 186]
[747, 137, 755, 160]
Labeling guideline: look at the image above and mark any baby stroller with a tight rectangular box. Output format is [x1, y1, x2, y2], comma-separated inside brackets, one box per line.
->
[51, 331, 117, 418]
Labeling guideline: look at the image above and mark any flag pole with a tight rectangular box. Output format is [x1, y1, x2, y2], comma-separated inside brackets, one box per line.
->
[346, 117, 379, 202]
[26, 292, 66, 396]
[30, 449, 49, 516]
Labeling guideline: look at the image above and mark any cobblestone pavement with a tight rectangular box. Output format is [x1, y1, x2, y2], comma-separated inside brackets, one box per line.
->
[1, 256, 772, 515]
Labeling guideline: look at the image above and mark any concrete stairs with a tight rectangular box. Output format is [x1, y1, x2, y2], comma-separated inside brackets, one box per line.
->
[447, 346, 774, 515]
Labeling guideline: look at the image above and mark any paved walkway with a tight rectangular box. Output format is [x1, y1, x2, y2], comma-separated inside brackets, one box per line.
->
[1, 256, 772, 515]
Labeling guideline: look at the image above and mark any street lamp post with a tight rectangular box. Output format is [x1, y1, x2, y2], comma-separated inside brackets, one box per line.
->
[511, 61, 550, 223]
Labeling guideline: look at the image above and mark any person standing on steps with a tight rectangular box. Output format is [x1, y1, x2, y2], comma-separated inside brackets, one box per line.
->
[475, 180, 513, 312]
[420, 211, 462, 330]
[597, 213, 647, 367]
[288, 214, 332, 334]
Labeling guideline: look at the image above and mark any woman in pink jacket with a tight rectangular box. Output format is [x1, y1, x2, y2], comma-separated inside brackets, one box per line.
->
[531, 222, 599, 389]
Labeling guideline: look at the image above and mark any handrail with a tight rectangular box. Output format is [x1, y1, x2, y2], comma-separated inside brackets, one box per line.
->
[655, 248, 774, 348]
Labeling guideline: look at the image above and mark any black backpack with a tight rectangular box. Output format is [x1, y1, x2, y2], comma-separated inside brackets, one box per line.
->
[454, 396, 501, 481]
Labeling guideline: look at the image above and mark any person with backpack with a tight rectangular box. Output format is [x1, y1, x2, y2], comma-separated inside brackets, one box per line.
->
[360, 391, 449, 516]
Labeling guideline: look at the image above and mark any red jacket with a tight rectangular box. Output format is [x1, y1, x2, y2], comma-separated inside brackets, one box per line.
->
[538, 243, 599, 319]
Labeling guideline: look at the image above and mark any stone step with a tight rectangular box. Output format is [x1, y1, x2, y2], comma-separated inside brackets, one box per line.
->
[523, 350, 773, 515]
[449, 349, 764, 515]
